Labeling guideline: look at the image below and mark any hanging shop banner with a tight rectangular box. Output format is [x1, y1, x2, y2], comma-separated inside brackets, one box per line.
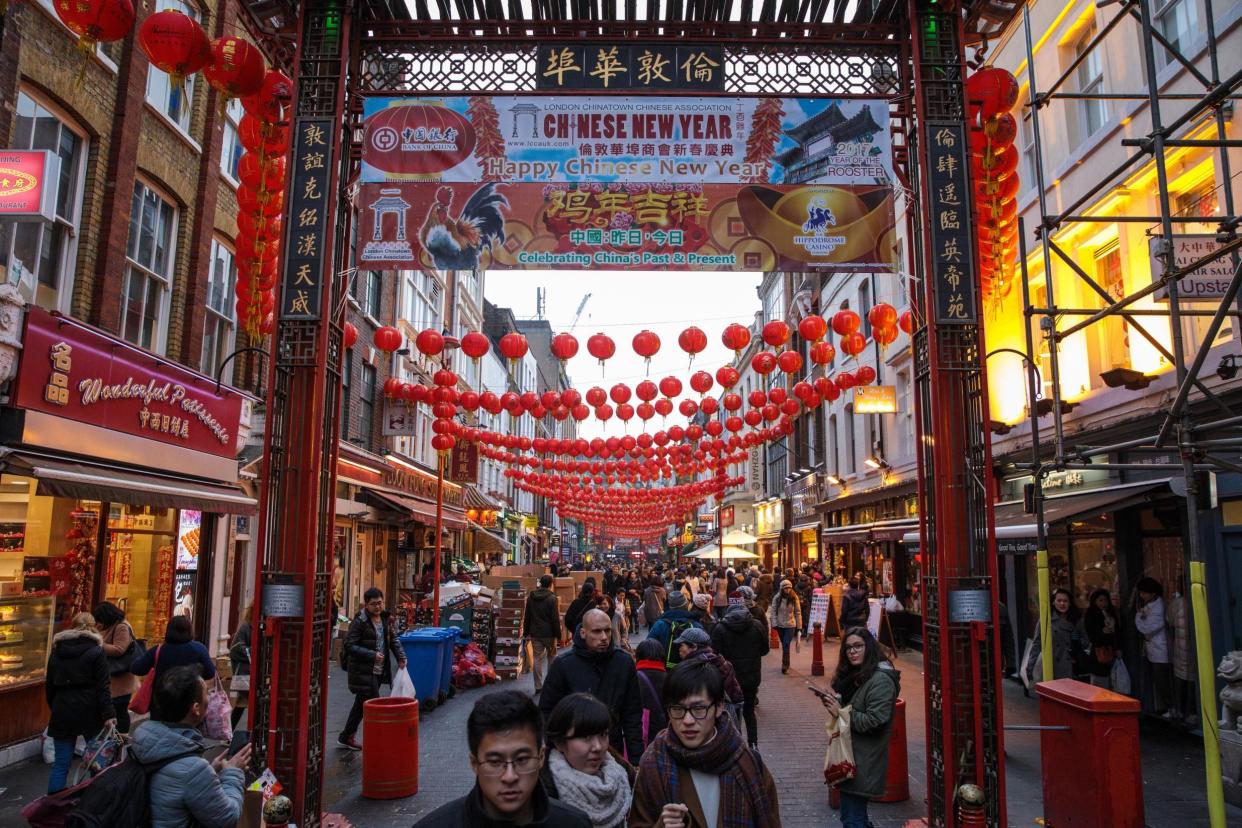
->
[449, 442, 479, 484]
[357, 96, 896, 272]
[0, 150, 58, 221]
[12, 307, 246, 459]
[1150, 234, 1237, 300]
[534, 44, 725, 91]
[925, 123, 978, 324]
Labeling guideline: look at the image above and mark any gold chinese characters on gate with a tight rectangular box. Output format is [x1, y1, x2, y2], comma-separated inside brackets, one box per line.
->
[536, 44, 723, 91]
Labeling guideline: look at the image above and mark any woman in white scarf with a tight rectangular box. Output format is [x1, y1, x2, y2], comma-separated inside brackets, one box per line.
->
[542, 693, 634, 828]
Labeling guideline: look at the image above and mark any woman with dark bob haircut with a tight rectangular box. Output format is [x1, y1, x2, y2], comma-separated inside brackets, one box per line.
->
[540, 693, 634, 828]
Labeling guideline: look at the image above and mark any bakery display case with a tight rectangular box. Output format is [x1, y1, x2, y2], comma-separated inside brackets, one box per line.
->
[0, 595, 55, 691]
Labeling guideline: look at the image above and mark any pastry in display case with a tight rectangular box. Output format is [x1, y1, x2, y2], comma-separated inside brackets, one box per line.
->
[0, 595, 55, 690]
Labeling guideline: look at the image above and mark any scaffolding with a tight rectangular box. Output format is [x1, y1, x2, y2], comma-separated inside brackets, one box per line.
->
[1014, 1, 1241, 823]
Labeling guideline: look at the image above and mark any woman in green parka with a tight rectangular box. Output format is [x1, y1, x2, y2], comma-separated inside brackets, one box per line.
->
[820, 626, 900, 828]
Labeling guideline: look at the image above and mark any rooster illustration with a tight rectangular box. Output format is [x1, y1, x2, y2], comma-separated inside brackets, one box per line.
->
[419, 183, 508, 270]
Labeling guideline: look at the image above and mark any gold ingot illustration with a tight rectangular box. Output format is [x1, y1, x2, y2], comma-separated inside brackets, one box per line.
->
[736, 186, 893, 266]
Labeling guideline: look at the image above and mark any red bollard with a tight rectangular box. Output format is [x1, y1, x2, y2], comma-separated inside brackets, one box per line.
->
[362, 696, 419, 799]
[877, 698, 909, 802]
[811, 621, 825, 676]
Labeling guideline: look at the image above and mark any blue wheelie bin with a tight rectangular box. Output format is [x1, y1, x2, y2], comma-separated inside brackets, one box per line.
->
[399, 629, 444, 711]
[431, 627, 459, 703]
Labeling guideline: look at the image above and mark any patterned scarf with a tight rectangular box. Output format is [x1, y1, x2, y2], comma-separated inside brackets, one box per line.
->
[633, 714, 775, 828]
[546, 749, 632, 828]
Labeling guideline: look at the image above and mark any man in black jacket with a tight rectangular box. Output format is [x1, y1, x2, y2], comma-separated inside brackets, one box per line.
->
[537, 608, 644, 761]
[413, 690, 589, 828]
[711, 603, 770, 749]
[338, 587, 406, 750]
[522, 575, 562, 694]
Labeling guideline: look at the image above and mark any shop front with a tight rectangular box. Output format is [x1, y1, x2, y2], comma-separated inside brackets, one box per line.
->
[754, 497, 785, 571]
[465, 485, 508, 565]
[787, 473, 821, 567]
[0, 307, 253, 749]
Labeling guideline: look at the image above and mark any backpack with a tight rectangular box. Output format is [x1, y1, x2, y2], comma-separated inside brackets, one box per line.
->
[663, 620, 694, 670]
[31, 747, 199, 828]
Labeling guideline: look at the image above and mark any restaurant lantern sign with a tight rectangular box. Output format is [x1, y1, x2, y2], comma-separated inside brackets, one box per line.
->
[0, 150, 58, 223]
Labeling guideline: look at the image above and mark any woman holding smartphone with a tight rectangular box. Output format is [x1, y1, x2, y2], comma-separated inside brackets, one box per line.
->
[819, 627, 901, 828]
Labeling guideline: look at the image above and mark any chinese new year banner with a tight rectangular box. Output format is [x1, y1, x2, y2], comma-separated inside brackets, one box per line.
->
[357, 96, 896, 272]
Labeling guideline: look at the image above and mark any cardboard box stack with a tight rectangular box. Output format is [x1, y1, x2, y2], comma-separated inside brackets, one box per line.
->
[492, 581, 527, 681]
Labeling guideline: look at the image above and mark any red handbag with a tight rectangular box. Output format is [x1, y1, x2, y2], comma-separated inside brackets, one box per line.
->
[128, 645, 160, 714]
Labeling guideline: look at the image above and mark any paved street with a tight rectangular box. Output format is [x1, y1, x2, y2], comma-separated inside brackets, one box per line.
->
[1, 633, 1238, 826]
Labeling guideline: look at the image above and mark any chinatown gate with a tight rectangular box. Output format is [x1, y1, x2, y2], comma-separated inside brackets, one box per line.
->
[251, 1, 1022, 825]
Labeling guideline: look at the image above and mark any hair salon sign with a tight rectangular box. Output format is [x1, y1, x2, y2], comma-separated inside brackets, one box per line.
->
[13, 307, 245, 458]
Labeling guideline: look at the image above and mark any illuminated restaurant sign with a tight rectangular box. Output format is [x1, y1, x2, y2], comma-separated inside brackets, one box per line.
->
[0, 150, 58, 222]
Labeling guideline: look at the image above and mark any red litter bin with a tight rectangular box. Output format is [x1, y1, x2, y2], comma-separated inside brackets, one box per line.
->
[1036, 678, 1143, 827]
[828, 697, 908, 807]
[362, 696, 419, 799]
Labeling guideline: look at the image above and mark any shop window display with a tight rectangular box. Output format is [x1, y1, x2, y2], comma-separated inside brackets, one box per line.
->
[103, 505, 179, 643]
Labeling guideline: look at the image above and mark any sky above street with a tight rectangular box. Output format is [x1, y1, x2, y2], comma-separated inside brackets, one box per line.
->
[483, 269, 762, 438]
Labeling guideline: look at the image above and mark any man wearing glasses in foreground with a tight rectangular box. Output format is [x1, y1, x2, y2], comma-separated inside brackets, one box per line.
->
[413, 690, 591, 827]
[628, 660, 780, 827]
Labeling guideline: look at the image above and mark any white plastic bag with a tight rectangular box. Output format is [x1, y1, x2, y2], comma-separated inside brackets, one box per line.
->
[1111, 657, 1132, 695]
[41, 729, 54, 764]
[823, 707, 857, 786]
[392, 668, 417, 699]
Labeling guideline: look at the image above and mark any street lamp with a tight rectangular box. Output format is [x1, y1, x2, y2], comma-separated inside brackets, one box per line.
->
[863, 454, 890, 471]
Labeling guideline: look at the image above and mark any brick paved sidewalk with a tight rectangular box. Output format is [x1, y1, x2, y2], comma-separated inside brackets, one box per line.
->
[1, 631, 1237, 827]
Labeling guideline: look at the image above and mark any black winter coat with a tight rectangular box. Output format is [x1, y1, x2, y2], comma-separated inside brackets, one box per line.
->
[563, 594, 595, 637]
[711, 613, 770, 692]
[523, 588, 562, 640]
[412, 781, 590, 828]
[343, 610, 404, 695]
[840, 588, 869, 629]
[45, 628, 113, 739]
[538, 632, 644, 761]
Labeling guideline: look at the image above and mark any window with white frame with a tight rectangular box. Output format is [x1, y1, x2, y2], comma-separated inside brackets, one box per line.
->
[1095, 242, 1130, 371]
[122, 181, 177, 352]
[358, 363, 377, 447]
[763, 280, 785, 325]
[401, 269, 442, 331]
[145, 0, 200, 135]
[1018, 97, 1036, 187]
[220, 99, 244, 182]
[0, 91, 87, 313]
[1074, 23, 1107, 138]
[361, 270, 382, 319]
[844, 404, 856, 474]
[201, 239, 237, 374]
[1155, 0, 1198, 69]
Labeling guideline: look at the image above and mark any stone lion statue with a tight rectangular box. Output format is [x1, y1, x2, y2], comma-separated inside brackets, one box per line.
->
[1220, 651, 1242, 734]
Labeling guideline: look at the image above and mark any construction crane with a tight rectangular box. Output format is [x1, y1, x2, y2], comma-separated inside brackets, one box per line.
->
[568, 293, 592, 332]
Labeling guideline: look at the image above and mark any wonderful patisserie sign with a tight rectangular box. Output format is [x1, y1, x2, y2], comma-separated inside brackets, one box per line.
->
[357, 96, 897, 272]
[13, 307, 245, 459]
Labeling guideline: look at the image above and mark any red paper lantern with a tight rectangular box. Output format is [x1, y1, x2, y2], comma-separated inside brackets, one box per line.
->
[761, 320, 790, 348]
[966, 67, 1020, 119]
[832, 310, 861, 337]
[654, 398, 674, 418]
[238, 114, 287, 155]
[777, 350, 803, 374]
[585, 387, 607, 407]
[744, 409, 762, 427]
[689, 371, 713, 395]
[204, 36, 266, 101]
[810, 341, 836, 366]
[659, 376, 683, 398]
[840, 332, 867, 358]
[54, 0, 135, 51]
[595, 404, 614, 423]
[678, 326, 708, 360]
[748, 390, 767, 408]
[716, 366, 740, 389]
[138, 10, 211, 87]
[383, 377, 402, 398]
[798, 315, 828, 342]
[751, 351, 777, 375]
[572, 404, 591, 422]
[373, 325, 402, 352]
[461, 331, 490, 362]
[836, 371, 856, 390]
[610, 384, 632, 405]
[342, 322, 358, 349]
[633, 329, 661, 360]
[617, 404, 635, 422]
[551, 332, 579, 362]
[700, 397, 719, 415]
[679, 399, 699, 417]
[868, 302, 898, 332]
[721, 323, 751, 355]
[499, 332, 529, 363]
[587, 332, 616, 365]
[415, 328, 445, 357]
[874, 326, 899, 348]
[855, 365, 877, 385]
[242, 69, 293, 124]
[722, 393, 743, 412]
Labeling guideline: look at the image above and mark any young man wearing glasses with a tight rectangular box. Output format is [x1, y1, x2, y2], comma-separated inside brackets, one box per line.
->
[629, 660, 780, 827]
[413, 690, 591, 827]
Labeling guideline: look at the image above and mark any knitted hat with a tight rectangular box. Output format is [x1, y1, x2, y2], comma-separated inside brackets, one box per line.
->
[725, 603, 752, 623]
[666, 591, 688, 610]
[780, 579, 793, 591]
[673, 627, 712, 647]
[692, 593, 712, 610]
